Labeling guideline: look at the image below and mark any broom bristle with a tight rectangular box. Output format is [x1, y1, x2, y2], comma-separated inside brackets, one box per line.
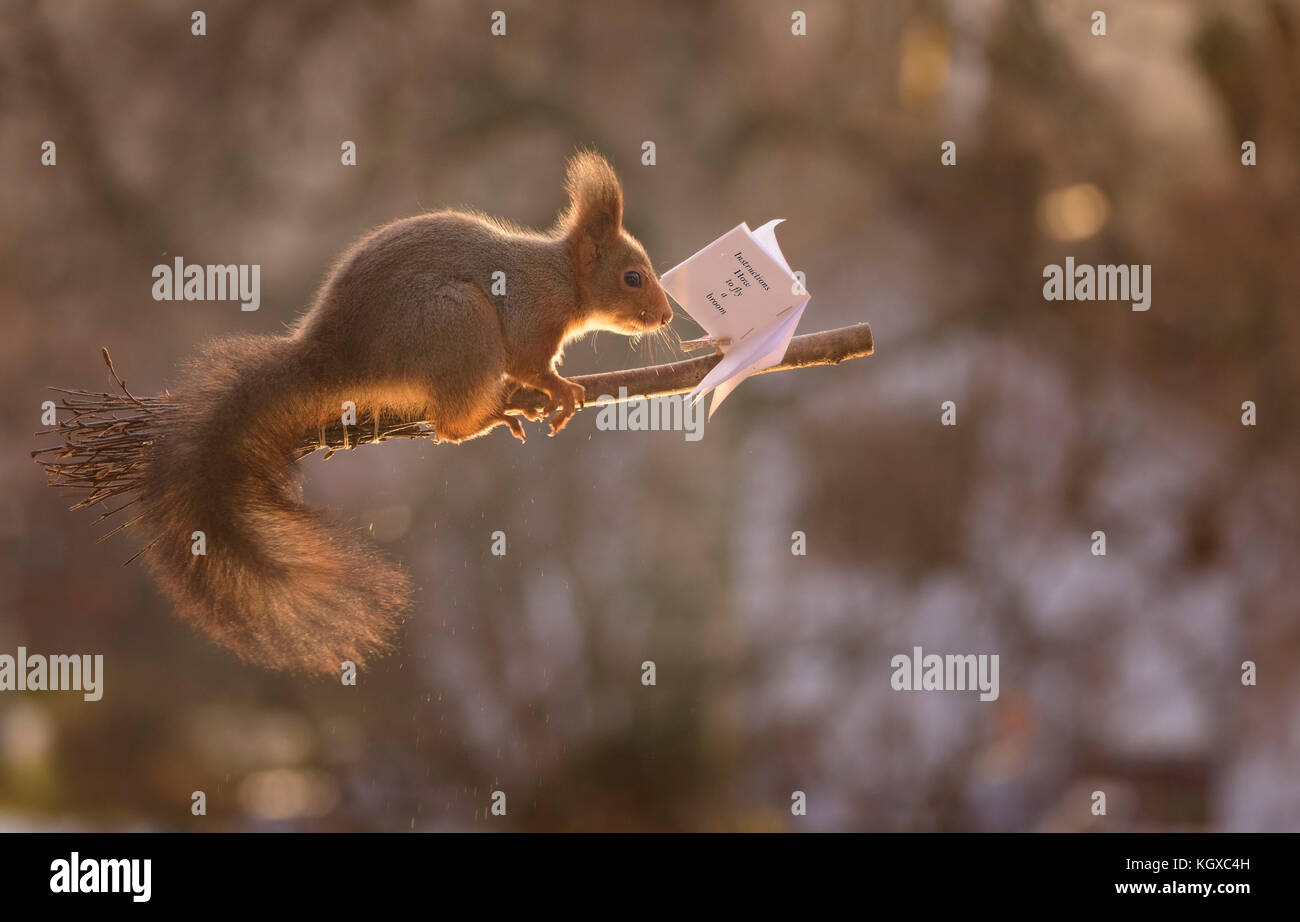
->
[32, 349, 169, 538]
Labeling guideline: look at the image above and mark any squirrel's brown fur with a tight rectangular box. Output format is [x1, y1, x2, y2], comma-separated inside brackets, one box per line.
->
[141, 151, 671, 673]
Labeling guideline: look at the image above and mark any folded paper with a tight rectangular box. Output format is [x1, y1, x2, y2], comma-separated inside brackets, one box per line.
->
[660, 220, 810, 417]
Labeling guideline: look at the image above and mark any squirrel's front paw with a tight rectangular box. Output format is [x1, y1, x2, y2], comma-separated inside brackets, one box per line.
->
[545, 380, 586, 436]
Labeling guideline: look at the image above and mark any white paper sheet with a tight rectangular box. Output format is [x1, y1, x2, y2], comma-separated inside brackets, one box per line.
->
[660, 221, 811, 417]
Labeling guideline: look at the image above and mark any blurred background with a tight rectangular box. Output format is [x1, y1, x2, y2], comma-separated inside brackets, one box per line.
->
[2, 0, 1298, 831]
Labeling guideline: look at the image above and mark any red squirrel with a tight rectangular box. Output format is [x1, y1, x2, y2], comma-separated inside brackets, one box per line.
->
[142, 151, 671, 673]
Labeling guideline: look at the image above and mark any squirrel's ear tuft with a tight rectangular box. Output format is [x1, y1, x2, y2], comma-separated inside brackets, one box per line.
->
[562, 150, 623, 256]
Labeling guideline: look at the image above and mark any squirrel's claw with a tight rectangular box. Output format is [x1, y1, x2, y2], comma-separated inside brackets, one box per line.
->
[544, 380, 585, 435]
[490, 412, 527, 442]
[547, 410, 571, 436]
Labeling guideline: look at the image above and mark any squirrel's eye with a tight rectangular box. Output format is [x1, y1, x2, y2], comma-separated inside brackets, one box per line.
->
[623, 271, 642, 288]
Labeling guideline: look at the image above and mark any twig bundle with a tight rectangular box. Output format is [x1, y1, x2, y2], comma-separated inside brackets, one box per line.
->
[32, 350, 166, 542]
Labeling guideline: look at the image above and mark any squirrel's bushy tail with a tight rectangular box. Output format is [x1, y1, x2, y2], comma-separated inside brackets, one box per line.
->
[140, 334, 411, 673]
